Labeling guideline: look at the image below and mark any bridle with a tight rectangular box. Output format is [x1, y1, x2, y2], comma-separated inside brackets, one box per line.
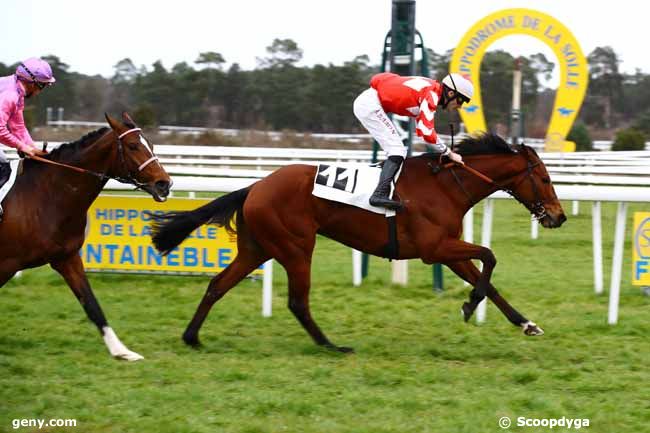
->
[434, 147, 548, 220]
[27, 127, 160, 191]
[496, 153, 548, 221]
[114, 127, 160, 189]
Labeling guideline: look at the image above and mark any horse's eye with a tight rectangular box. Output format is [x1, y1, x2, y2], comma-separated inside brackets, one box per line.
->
[542, 177, 551, 184]
[128, 143, 138, 151]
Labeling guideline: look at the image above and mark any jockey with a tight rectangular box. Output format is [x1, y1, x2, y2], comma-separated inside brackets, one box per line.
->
[353, 72, 474, 210]
[0, 57, 53, 217]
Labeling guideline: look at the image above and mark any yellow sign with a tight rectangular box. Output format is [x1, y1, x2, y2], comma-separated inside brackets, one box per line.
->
[632, 212, 650, 286]
[80, 195, 260, 275]
[449, 8, 589, 152]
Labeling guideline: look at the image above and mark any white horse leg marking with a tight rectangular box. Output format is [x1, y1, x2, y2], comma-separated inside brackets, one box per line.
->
[102, 326, 144, 361]
[521, 320, 544, 336]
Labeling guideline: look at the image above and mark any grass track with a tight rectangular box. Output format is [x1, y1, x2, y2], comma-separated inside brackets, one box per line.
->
[1, 200, 649, 433]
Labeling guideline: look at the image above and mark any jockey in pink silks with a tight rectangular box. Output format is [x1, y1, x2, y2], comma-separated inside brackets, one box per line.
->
[0, 57, 54, 218]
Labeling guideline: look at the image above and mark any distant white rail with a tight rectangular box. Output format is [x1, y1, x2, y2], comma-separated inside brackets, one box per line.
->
[45, 120, 650, 151]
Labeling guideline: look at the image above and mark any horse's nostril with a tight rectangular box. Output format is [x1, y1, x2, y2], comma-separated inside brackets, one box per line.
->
[155, 181, 170, 196]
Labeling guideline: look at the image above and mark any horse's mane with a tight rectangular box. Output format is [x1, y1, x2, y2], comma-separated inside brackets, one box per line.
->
[453, 133, 517, 156]
[47, 127, 110, 161]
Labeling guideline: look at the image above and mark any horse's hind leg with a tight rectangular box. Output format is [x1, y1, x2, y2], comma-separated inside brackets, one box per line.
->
[254, 228, 352, 353]
[288, 261, 352, 353]
[50, 254, 144, 360]
[246, 202, 352, 352]
[446, 260, 544, 336]
[183, 245, 269, 347]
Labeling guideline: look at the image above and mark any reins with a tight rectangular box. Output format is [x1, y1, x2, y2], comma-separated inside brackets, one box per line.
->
[26, 127, 159, 189]
[445, 123, 499, 186]
[432, 126, 547, 219]
[27, 154, 110, 180]
[442, 161, 498, 186]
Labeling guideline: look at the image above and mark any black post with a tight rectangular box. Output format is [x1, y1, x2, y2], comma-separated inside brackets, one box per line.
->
[365, 1, 441, 288]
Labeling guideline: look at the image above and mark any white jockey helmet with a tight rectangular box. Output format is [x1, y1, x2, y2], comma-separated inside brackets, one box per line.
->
[442, 73, 474, 102]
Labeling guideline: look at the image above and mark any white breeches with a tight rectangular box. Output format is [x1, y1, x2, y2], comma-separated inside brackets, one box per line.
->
[353, 88, 407, 158]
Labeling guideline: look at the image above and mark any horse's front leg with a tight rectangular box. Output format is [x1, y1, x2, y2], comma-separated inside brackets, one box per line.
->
[428, 238, 496, 301]
[50, 254, 144, 361]
[445, 260, 544, 336]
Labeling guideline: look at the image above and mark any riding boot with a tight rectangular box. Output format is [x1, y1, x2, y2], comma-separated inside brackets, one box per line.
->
[369, 155, 404, 210]
[0, 162, 12, 221]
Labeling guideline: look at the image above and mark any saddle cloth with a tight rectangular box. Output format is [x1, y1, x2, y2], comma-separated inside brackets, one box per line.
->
[311, 163, 402, 216]
[0, 160, 20, 206]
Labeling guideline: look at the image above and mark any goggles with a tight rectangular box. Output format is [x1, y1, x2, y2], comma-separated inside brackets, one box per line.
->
[447, 73, 470, 105]
[19, 63, 53, 90]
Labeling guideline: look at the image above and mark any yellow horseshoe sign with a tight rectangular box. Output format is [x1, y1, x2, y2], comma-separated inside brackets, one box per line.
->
[450, 9, 589, 152]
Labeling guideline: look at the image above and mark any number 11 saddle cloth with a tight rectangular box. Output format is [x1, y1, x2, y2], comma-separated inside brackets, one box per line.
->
[311, 163, 402, 217]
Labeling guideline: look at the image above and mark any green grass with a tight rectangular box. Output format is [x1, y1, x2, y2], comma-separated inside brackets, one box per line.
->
[1, 200, 649, 433]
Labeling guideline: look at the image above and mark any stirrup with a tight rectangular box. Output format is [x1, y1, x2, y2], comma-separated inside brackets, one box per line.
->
[371, 198, 403, 211]
[369, 192, 403, 210]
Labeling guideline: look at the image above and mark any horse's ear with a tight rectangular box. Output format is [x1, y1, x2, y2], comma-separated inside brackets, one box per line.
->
[104, 112, 120, 131]
[122, 111, 136, 125]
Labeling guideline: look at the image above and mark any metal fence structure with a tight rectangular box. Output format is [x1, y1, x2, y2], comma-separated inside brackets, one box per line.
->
[6, 140, 649, 323]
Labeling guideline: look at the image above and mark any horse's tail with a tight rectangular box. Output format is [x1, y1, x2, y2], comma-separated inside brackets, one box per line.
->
[150, 187, 250, 256]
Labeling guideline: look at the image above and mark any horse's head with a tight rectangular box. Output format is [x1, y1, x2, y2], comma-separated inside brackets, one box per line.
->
[503, 144, 566, 228]
[104, 112, 171, 202]
[455, 133, 566, 229]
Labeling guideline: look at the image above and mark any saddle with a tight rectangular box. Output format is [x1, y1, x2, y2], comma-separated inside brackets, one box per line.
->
[312, 163, 401, 216]
[312, 163, 400, 259]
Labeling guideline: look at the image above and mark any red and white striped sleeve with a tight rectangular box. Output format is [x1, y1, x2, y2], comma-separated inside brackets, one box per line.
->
[415, 88, 451, 155]
[415, 89, 439, 144]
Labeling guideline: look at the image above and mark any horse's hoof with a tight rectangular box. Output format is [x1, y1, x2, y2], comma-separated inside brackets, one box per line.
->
[461, 303, 474, 322]
[325, 344, 355, 354]
[522, 321, 544, 336]
[182, 333, 202, 348]
[113, 350, 144, 362]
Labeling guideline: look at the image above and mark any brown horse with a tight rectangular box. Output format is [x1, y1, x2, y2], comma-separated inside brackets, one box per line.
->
[151, 133, 566, 353]
[1, 112, 171, 360]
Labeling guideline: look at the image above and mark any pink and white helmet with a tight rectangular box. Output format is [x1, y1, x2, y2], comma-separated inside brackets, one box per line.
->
[16, 57, 56, 86]
[442, 73, 473, 102]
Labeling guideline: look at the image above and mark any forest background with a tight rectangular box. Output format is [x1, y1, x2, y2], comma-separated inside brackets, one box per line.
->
[4, 39, 649, 150]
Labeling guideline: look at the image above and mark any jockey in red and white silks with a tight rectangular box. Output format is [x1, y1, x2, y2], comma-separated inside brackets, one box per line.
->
[353, 72, 473, 210]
